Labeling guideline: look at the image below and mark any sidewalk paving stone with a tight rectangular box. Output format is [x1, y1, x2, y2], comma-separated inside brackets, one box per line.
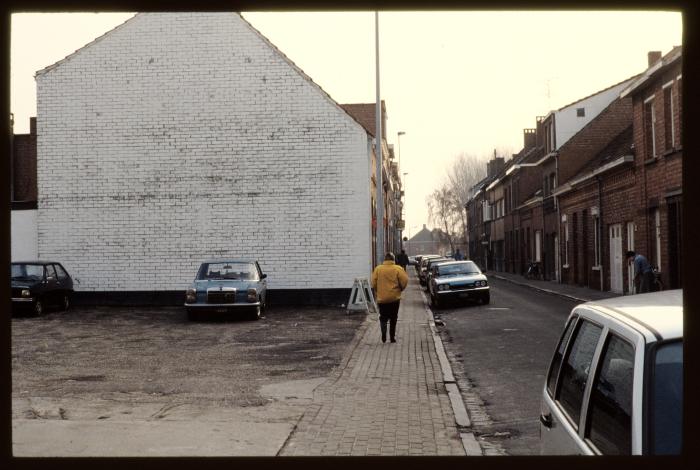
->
[278, 272, 469, 456]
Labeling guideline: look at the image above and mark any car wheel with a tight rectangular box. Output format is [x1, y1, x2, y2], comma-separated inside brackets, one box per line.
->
[431, 294, 440, 309]
[33, 299, 43, 317]
[62, 294, 70, 311]
[186, 308, 198, 321]
[250, 305, 261, 321]
[481, 293, 490, 304]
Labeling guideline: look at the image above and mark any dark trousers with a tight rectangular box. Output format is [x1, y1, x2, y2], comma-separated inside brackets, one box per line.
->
[378, 301, 400, 340]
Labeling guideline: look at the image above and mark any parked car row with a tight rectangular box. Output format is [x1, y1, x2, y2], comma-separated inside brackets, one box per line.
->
[412, 253, 491, 308]
[11, 258, 268, 322]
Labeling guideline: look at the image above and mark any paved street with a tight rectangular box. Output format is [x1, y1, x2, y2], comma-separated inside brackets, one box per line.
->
[431, 274, 617, 455]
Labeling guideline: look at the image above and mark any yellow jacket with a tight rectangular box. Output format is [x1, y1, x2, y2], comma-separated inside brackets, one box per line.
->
[371, 260, 409, 303]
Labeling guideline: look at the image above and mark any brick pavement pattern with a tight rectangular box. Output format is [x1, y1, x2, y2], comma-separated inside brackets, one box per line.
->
[279, 274, 466, 456]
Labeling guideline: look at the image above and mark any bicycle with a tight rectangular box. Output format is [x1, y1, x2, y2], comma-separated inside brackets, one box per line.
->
[652, 266, 664, 291]
[525, 261, 542, 280]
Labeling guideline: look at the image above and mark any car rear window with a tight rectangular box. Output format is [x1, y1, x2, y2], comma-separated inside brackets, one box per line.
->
[556, 319, 603, 427]
[651, 340, 682, 455]
[546, 315, 577, 397]
[586, 333, 635, 455]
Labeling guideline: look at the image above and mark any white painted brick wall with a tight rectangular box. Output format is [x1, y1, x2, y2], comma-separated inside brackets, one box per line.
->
[11, 210, 38, 261]
[36, 12, 372, 291]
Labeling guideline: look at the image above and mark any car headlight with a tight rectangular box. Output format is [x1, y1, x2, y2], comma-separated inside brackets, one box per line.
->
[438, 284, 449, 291]
[185, 288, 197, 303]
[21, 289, 31, 297]
[247, 288, 257, 302]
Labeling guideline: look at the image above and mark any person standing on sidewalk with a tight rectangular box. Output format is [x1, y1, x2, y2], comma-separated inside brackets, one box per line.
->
[453, 248, 464, 260]
[371, 252, 409, 343]
[626, 250, 655, 293]
[396, 249, 410, 271]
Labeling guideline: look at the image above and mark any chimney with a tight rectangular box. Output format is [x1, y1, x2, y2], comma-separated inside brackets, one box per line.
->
[648, 51, 662, 67]
[523, 128, 536, 150]
[30, 117, 37, 135]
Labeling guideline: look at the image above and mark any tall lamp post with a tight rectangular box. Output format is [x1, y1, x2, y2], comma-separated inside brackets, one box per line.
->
[374, 11, 384, 265]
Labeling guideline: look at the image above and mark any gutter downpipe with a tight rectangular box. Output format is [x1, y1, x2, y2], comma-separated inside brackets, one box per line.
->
[554, 152, 561, 283]
[597, 175, 604, 291]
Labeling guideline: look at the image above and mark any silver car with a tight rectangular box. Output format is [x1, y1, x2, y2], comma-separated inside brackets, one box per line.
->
[540, 289, 682, 455]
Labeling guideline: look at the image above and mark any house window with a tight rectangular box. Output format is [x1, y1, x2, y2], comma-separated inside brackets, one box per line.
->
[576, 107, 585, 117]
[644, 97, 657, 159]
[663, 83, 675, 150]
[593, 215, 601, 267]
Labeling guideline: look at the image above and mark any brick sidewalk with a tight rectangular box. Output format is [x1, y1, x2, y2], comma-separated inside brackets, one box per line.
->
[279, 273, 467, 456]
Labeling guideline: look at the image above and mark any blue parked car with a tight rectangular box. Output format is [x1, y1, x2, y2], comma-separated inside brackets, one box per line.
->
[185, 259, 268, 321]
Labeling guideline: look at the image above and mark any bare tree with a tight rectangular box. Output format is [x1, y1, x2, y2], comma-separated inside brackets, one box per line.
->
[426, 184, 461, 253]
[443, 152, 489, 241]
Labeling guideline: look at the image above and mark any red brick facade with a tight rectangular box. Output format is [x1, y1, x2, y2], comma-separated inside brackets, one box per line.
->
[12, 117, 38, 204]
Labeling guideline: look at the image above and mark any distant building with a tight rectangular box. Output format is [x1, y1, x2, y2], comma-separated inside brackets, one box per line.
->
[405, 225, 451, 257]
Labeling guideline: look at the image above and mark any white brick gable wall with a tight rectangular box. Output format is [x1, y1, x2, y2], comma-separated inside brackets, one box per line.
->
[35, 12, 372, 292]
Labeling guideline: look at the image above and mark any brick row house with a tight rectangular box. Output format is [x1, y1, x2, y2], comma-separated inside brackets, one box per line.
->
[13, 12, 404, 305]
[466, 48, 682, 294]
[341, 101, 404, 267]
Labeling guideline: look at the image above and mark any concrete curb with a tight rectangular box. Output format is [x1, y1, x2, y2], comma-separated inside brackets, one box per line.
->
[490, 274, 592, 303]
[420, 290, 483, 456]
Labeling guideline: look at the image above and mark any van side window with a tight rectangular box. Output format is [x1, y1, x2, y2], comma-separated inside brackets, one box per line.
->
[556, 320, 602, 427]
[546, 315, 577, 397]
[586, 334, 634, 454]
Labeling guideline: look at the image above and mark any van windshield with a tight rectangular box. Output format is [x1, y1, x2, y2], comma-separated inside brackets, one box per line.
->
[651, 340, 682, 455]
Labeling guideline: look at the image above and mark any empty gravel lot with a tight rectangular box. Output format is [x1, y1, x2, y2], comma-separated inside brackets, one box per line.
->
[11, 304, 366, 456]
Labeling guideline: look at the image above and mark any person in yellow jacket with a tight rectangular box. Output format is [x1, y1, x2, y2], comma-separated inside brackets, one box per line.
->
[371, 252, 409, 343]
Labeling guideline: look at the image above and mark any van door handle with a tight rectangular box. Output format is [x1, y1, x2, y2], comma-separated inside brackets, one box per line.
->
[539, 413, 553, 428]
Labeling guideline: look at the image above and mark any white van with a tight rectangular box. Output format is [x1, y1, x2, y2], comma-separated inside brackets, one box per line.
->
[540, 290, 682, 455]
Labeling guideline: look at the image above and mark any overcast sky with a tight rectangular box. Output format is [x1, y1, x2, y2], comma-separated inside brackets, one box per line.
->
[10, 11, 682, 235]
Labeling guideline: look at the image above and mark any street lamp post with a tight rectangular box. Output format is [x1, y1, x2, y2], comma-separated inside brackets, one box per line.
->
[374, 11, 384, 265]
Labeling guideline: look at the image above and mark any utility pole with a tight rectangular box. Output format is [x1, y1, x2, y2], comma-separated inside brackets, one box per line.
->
[375, 11, 384, 263]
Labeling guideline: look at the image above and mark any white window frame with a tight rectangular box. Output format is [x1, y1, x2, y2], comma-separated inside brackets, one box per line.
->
[663, 81, 676, 149]
[563, 220, 569, 267]
[535, 230, 542, 263]
[644, 96, 657, 159]
[654, 209, 662, 269]
[593, 215, 601, 267]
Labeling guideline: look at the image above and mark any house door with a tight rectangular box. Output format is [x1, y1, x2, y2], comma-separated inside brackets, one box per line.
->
[609, 224, 623, 294]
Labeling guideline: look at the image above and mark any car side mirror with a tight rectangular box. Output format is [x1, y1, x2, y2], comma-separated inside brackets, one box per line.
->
[261, 273, 267, 279]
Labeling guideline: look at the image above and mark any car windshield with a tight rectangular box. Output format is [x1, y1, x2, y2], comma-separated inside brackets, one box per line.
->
[198, 262, 257, 281]
[650, 340, 682, 455]
[438, 262, 480, 276]
[11, 264, 44, 280]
